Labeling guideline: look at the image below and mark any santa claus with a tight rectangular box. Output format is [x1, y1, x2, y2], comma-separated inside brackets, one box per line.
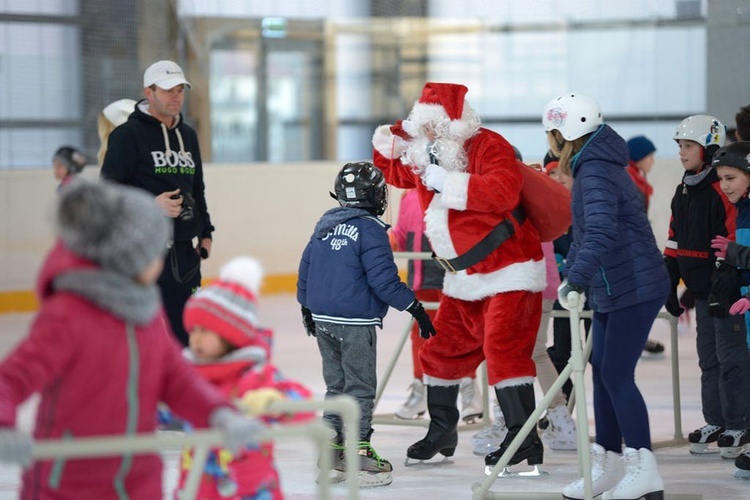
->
[372, 82, 546, 470]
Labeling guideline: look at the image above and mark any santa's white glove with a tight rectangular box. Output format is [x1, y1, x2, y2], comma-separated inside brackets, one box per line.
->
[0, 429, 34, 467]
[209, 407, 265, 454]
[557, 279, 586, 312]
[424, 164, 448, 192]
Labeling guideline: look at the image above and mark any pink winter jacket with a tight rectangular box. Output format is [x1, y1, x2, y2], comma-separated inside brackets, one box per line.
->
[0, 241, 229, 500]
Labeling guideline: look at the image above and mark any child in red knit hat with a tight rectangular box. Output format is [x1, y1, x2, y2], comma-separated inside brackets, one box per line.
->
[175, 256, 313, 500]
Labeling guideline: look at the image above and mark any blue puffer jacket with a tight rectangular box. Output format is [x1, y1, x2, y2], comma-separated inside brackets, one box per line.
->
[297, 206, 415, 326]
[566, 124, 669, 313]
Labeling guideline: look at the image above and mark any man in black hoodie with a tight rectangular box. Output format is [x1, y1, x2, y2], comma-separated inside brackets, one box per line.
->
[101, 60, 214, 346]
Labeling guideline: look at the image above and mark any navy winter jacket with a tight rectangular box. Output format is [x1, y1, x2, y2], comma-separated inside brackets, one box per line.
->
[297, 207, 415, 326]
[566, 124, 669, 313]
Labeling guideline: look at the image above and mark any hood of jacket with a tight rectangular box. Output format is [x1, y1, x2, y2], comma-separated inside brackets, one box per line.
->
[37, 240, 161, 324]
[571, 124, 629, 176]
[314, 206, 378, 238]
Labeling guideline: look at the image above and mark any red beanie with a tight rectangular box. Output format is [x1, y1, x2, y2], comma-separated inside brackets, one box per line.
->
[418, 82, 468, 121]
[183, 256, 271, 353]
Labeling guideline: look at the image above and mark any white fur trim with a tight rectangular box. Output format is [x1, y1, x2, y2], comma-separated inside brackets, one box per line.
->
[425, 199, 546, 300]
[372, 124, 405, 159]
[424, 203, 456, 259]
[494, 377, 535, 389]
[440, 172, 470, 210]
[220, 256, 264, 294]
[423, 375, 462, 387]
[443, 259, 546, 301]
[403, 103, 449, 134]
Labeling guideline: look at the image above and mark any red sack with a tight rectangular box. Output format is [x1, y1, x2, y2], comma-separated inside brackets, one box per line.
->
[517, 160, 571, 242]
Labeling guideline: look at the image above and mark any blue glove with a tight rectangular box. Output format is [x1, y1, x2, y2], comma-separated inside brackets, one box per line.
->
[0, 429, 33, 467]
[557, 279, 586, 312]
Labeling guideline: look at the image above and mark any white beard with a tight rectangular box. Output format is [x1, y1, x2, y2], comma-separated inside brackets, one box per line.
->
[401, 103, 480, 174]
[403, 136, 469, 173]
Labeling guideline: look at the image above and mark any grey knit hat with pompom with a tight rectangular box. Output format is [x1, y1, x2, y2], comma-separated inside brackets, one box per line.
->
[57, 179, 171, 278]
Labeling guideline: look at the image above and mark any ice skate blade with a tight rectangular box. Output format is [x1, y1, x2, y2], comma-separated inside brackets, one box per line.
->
[357, 471, 393, 488]
[394, 411, 426, 420]
[404, 456, 454, 467]
[689, 443, 720, 455]
[734, 468, 750, 479]
[484, 464, 547, 477]
[462, 413, 483, 425]
[316, 469, 347, 484]
[720, 446, 744, 459]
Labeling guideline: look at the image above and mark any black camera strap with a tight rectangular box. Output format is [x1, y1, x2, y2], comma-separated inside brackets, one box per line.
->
[169, 242, 200, 284]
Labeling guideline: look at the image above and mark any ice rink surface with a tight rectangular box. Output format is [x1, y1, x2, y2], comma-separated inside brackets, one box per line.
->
[0, 294, 748, 499]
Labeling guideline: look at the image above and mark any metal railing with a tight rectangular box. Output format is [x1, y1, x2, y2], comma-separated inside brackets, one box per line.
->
[26, 396, 361, 500]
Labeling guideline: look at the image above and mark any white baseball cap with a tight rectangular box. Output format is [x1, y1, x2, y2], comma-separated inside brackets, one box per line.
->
[143, 60, 192, 90]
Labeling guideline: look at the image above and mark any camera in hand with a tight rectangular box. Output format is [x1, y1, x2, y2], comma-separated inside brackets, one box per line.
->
[170, 192, 196, 221]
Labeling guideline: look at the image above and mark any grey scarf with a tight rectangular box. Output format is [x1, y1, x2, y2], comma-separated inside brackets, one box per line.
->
[682, 166, 713, 187]
[54, 269, 160, 325]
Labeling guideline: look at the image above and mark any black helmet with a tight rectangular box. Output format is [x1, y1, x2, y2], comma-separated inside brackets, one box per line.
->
[712, 141, 750, 173]
[332, 162, 388, 216]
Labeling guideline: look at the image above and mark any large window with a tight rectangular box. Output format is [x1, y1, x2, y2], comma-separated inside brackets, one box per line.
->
[0, 15, 81, 169]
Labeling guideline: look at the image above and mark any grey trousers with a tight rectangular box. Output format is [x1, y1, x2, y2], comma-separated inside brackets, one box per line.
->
[315, 321, 378, 441]
[694, 298, 750, 429]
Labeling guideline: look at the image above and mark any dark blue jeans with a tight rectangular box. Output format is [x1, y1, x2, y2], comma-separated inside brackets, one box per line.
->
[590, 297, 664, 451]
[694, 298, 750, 429]
[315, 321, 378, 441]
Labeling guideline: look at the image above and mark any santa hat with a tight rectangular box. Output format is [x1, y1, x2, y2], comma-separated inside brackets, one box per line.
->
[402, 82, 474, 138]
[183, 256, 272, 353]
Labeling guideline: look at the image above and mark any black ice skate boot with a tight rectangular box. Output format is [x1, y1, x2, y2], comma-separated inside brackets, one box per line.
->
[687, 424, 724, 455]
[406, 384, 459, 462]
[717, 429, 750, 459]
[735, 449, 750, 479]
[484, 384, 544, 476]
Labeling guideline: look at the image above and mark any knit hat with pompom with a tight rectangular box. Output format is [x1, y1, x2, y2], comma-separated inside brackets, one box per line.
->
[183, 256, 272, 353]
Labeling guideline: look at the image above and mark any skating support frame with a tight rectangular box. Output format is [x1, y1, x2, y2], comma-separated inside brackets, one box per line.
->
[472, 291, 593, 499]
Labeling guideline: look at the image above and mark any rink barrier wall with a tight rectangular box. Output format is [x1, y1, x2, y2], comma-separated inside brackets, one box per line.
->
[0, 158, 681, 314]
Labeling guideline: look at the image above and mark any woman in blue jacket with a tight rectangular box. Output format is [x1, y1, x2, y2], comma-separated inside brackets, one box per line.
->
[542, 94, 669, 500]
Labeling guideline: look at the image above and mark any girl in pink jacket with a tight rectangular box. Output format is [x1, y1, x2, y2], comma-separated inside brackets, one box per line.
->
[0, 180, 260, 500]
[176, 256, 313, 499]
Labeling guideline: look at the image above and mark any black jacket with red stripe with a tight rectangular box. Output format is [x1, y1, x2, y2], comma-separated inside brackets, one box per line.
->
[664, 167, 736, 298]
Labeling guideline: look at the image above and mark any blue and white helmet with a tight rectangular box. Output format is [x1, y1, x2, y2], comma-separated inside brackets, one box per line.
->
[673, 114, 725, 148]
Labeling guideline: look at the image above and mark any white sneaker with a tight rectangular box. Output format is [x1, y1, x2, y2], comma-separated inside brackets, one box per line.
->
[459, 377, 483, 423]
[563, 443, 623, 499]
[471, 401, 507, 455]
[542, 405, 577, 451]
[602, 447, 664, 500]
[395, 378, 427, 420]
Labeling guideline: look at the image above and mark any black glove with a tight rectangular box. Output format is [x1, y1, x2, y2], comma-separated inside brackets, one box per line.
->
[665, 289, 684, 317]
[406, 300, 437, 340]
[708, 261, 742, 318]
[301, 306, 316, 337]
[664, 256, 681, 289]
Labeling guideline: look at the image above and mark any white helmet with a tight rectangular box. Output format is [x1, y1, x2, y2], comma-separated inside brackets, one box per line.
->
[542, 93, 603, 141]
[673, 114, 725, 148]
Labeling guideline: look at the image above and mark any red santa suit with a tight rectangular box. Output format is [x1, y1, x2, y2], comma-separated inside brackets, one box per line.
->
[372, 84, 545, 387]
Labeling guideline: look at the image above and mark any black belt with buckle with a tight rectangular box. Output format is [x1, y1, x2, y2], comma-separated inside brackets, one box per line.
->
[432, 207, 526, 274]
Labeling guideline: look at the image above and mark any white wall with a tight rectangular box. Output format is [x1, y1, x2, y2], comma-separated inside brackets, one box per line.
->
[0, 158, 682, 294]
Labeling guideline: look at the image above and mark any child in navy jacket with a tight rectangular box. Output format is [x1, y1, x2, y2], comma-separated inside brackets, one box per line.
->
[297, 162, 435, 488]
